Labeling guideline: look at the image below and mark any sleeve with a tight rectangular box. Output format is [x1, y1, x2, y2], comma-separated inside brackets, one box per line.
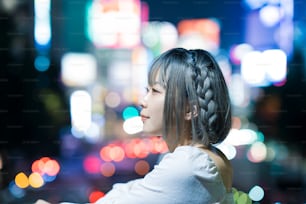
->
[95, 150, 194, 204]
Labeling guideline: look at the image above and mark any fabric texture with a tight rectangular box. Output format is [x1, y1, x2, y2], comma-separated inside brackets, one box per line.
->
[95, 145, 234, 204]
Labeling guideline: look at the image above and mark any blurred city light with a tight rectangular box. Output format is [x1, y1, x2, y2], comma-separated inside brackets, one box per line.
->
[61, 53, 97, 87]
[229, 74, 251, 107]
[15, 172, 29, 189]
[141, 21, 178, 54]
[32, 157, 60, 177]
[2, 0, 305, 203]
[177, 18, 220, 52]
[249, 185, 265, 201]
[84, 122, 101, 143]
[34, 55, 51, 72]
[223, 128, 259, 146]
[243, 0, 265, 10]
[105, 92, 121, 108]
[259, 5, 284, 27]
[34, 0, 51, 47]
[89, 190, 105, 203]
[122, 106, 139, 120]
[130, 46, 151, 103]
[215, 142, 237, 160]
[247, 141, 267, 163]
[134, 160, 150, 176]
[244, 0, 294, 56]
[229, 43, 254, 65]
[86, 0, 142, 48]
[29, 172, 44, 188]
[70, 90, 92, 133]
[83, 155, 101, 174]
[100, 162, 116, 177]
[123, 116, 143, 135]
[0, 0, 18, 12]
[241, 49, 287, 87]
[9, 181, 25, 198]
[107, 61, 133, 90]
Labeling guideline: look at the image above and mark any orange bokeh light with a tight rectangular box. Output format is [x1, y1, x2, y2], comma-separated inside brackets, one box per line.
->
[15, 172, 29, 188]
[31, 157, 60, 176]
[134, 160, 150, 176]
[29, 172, 44, 188]
[101, 162, 116, 177]
[100, 144, 125, 162]
[44, 159, 60, 176]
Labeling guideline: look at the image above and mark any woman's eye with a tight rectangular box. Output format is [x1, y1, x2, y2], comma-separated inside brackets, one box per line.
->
[152, 88, 160, 93]
[145, 86, 161, 94]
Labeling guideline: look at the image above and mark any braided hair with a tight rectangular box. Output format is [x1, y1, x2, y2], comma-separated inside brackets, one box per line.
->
[148, 48, 231, 148]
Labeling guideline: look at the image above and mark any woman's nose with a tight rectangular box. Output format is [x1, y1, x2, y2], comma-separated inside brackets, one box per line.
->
[139, 94, 148, 108]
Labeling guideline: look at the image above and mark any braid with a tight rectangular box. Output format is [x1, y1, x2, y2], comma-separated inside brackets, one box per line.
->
[190, 50, 219, 144]
[153, 47, 231, 149]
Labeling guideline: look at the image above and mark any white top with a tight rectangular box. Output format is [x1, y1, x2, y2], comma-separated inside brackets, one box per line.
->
[95, 146, 234, 204]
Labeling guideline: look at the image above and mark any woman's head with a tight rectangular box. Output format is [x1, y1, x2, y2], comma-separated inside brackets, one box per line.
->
[141, 48, 231, 150]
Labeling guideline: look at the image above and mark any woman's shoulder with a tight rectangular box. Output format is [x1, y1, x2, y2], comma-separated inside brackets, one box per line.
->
[195, 145, 233, 192]
[172, 145, 233, 191]
[153, 145, 232, 185]
[160, 146, 223, 179]
[151, 146, 217, 177]
[140, 145, 232, 202]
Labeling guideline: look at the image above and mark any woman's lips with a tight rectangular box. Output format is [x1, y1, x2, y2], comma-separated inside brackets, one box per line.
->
[141, 115, 150, 122]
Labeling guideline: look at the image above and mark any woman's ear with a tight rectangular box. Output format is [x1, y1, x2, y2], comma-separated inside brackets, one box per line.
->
[184, 105, 198, 120]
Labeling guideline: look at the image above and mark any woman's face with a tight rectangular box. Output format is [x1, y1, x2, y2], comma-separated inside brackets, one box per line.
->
[140, 73, 165, 136]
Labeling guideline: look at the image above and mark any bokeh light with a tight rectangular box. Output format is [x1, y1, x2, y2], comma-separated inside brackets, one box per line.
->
[2, 0, 304, 203]
[9, 181, 25, 198]
[105, 92, 121, 108]
[247, 142, 267, 163]
[100, 144, 125, 162]
[224, 129, 258, 146]
[249, 185, 265, 201]
[15, 172, 29, 188]
[83, 155, 101, 174]
[43, 159, 60, 176]
[122, 106, 139, 120]
[229, 43, 253, 65]
[89, 190, 105, 203]
[123, 116, 143, 135]
[29, 172, 44, 188]
[241, 49, 287, 87]
[61, 53, 97, 87]
[86, 0, 142, 48]
[70, 90, 92, 132]
[34, 55, 50, 72]
[216, 143, 237, 160]
[134, 160, 150, 176]
[101, 162, 116, 177]
[109, 145, 125, 162]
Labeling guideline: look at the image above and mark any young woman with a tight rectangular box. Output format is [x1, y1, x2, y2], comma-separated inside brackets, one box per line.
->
[37, 48, 233, 204]
[95, 48, 233, 203]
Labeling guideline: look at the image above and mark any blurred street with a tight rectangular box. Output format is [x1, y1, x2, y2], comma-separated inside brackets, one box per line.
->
[1, 0, 306, 203]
